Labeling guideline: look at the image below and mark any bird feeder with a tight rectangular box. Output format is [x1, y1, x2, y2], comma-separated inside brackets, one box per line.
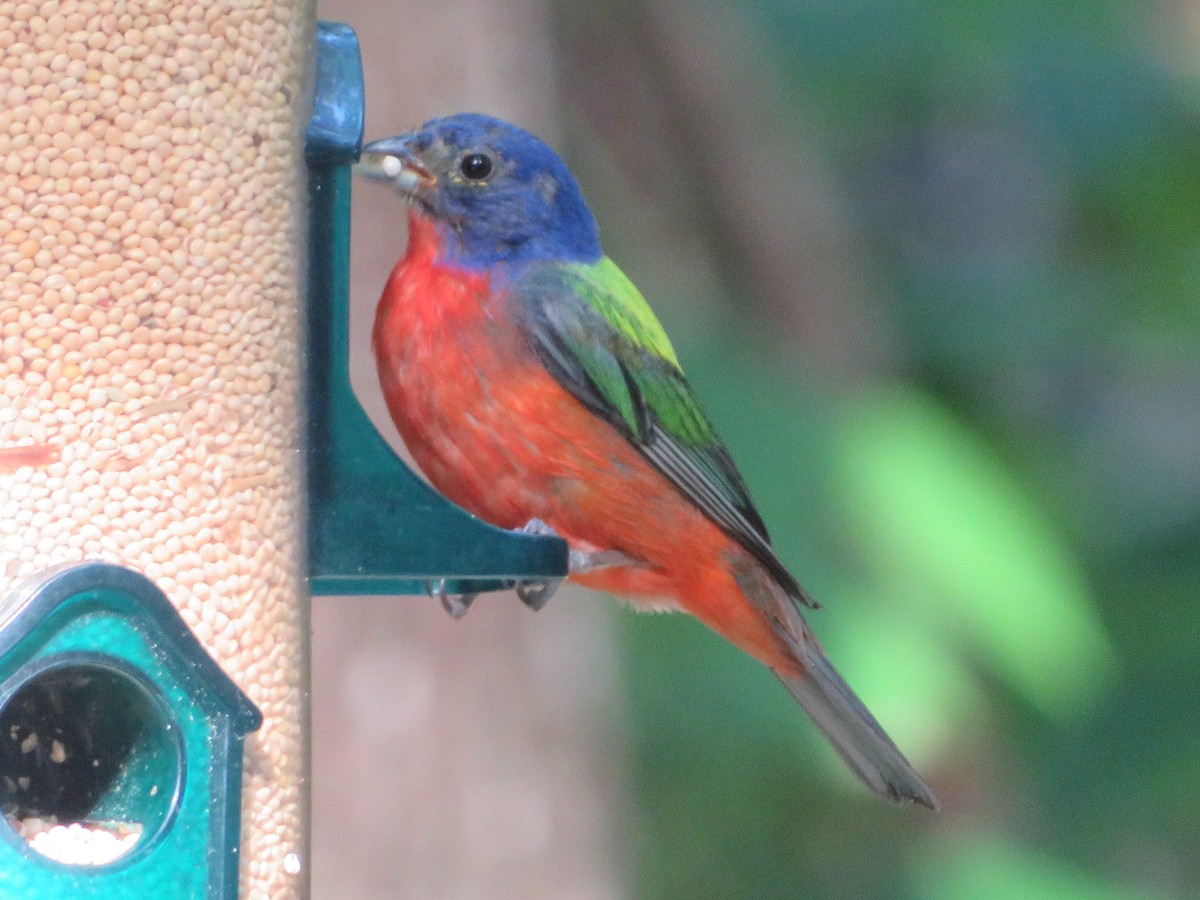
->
[0, 562, 260, 897]
[304, 22, 569, 598]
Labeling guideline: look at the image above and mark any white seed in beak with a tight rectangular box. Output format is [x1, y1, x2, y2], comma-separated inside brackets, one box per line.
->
[380, 154, 403, 178]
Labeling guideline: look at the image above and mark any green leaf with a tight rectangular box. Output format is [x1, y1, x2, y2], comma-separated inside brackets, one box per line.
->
[832, 384, 1115, 716]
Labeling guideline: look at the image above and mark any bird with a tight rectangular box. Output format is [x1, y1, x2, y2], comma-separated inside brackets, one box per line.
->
[355, 112, 937, 808]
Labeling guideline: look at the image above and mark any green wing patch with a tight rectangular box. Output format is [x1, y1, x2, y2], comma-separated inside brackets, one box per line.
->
[573, 257, 682, 368]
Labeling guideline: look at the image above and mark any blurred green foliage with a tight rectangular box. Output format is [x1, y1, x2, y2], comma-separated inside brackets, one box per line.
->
[605, 1, 1200, 898]
[833, 386, 1114, 717]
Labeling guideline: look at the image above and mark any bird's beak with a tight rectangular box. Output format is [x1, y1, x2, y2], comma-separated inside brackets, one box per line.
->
[354, 137, 436, 196]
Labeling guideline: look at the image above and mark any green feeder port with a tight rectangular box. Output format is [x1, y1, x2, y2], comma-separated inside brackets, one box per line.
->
[304, 21, 570, 599]
[0, 563, 261, 898]
[0, 659, 180, 864]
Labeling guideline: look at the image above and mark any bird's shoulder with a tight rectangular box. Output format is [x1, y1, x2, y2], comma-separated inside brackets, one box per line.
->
[513, 257, 680, 368]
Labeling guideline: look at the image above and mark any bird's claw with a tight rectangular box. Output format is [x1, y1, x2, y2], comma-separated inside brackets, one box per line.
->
[568, 548, 640, 574]
[518, 517, 558, 538]
[426, 578, 479, 619]
[515, 578, 562, 612]
[517, 518, 636, 574]
[510, 519, 642, 612]
[514, 519, 564, 611]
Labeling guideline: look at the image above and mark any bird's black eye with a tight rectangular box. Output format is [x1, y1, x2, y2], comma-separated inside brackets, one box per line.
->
[459, 152, 493, 181]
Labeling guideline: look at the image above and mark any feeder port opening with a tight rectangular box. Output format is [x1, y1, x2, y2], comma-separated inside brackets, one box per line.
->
[0, 657, 184, 867]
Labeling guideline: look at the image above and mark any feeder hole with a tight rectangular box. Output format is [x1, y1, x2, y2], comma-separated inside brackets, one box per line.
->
[0, 661, 183, 866]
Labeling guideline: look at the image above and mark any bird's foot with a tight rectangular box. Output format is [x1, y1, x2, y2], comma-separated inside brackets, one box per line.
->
[514, 578, 562, 612]
[517, 517, 557, 538]
[569, 548, 640, 574]
[511, 520, 563, 611]
[426, 578, 479, 619]
[511, 519, 641, 612]
[517, 518, 638, 574]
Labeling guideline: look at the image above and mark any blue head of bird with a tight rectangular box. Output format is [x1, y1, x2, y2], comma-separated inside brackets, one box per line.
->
[357, 113, 602, 271]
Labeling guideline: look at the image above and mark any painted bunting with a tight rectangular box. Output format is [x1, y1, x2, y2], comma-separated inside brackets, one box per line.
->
[356, 113, 937, 808]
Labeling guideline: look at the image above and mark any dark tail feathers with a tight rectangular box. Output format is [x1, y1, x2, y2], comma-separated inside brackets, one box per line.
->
[778, 642, 939, 809]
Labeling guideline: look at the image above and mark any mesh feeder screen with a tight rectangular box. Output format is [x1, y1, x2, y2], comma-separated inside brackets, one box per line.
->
[0, 0, 313, 894]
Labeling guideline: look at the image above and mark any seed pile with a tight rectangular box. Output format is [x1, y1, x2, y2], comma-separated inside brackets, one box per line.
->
[0, 0, 311, 895]
[18, 818, 142, 866]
